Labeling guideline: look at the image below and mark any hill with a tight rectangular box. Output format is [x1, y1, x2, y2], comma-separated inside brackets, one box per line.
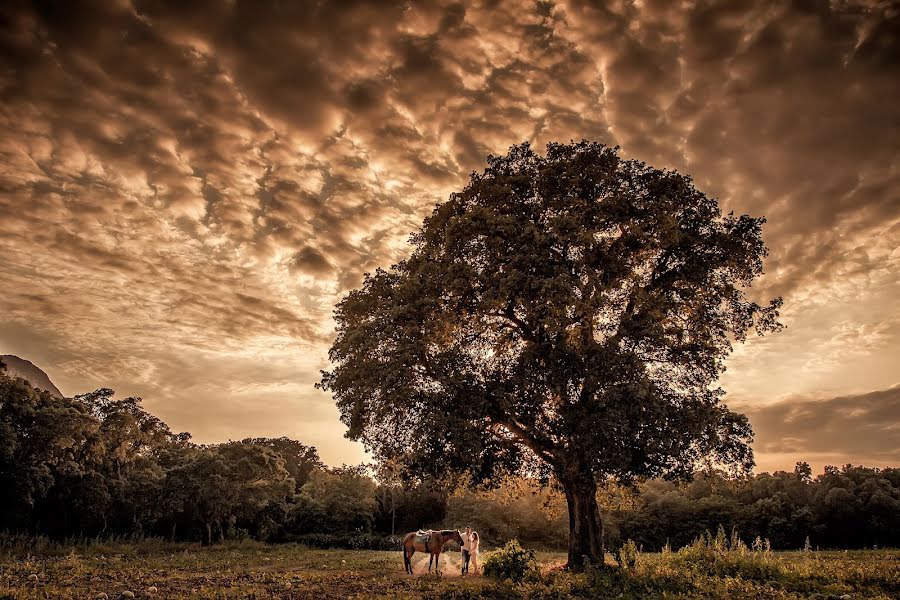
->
[0, 354, 64, 397]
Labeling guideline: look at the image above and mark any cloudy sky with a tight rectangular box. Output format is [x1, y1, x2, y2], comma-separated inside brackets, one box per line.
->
[1, 0, 898, 474]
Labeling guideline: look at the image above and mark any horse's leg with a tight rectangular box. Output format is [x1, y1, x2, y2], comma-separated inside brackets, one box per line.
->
[428, 552, 433, 573]
[407, 546, 415, 574]
[436, 551, 441, 576]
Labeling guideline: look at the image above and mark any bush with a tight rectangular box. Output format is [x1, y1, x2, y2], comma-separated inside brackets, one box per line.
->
[225, 526, 251, 541]
[348, 533, 402, 550]
[482, 539, 537, 582]
[617, 539, 639, 569]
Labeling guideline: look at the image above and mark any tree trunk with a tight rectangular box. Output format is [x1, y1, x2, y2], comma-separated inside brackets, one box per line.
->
[205, 521, 212, 546]
[562, 475, 604, 571]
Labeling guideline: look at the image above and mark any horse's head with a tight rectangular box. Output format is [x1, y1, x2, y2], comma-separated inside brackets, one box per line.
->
[452, 530, 464, 545]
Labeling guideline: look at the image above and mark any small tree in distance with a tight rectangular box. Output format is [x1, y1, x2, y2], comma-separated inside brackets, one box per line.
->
[319, 141, 782, 570]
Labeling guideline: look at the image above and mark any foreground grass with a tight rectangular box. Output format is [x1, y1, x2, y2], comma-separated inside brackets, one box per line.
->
[0, 539, 897, 599]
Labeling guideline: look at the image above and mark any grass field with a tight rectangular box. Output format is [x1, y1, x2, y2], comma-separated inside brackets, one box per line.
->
[0, 539, 897, 599]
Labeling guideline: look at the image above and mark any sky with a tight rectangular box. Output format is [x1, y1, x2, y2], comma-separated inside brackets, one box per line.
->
[0, 0, 898, 474]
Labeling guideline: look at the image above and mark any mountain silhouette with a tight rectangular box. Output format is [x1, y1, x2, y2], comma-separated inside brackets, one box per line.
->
[0, 354, 64, 397]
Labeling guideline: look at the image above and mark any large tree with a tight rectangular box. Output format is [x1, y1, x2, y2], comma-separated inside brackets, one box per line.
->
[320, 141, 781, 569]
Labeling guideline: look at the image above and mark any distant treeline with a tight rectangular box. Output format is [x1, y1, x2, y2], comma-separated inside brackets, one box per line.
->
[1, 367, 897, 549]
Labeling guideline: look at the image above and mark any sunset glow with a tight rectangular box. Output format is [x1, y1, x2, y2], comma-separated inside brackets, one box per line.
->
[1, 0, 897, 473]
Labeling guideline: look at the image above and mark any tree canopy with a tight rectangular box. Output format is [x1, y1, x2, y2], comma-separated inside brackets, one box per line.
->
[320, 140, 782, 568]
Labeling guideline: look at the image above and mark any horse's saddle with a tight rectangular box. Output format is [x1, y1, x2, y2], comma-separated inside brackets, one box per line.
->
[415, 529, 432, 546]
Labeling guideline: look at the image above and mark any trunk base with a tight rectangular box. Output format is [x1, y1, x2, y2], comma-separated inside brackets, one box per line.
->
[564, 477, 604, 571]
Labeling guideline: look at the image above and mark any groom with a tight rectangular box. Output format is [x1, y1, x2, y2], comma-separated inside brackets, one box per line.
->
[460, 526, 474, 575]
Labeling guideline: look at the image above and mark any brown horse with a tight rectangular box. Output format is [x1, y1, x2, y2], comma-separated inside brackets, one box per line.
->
[402, 529, 464, 575]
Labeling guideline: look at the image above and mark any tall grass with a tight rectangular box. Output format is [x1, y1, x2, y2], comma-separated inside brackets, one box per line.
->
[1, 533, 896, 599]
[666, 525, 782, 580]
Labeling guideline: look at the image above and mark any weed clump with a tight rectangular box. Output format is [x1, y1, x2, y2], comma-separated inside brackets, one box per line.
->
[617, 539, 639, 569]
[669, 526, 782, 580]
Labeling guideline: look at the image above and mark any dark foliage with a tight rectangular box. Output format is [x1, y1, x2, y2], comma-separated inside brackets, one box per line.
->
[606, 464, 900, 551]
[0, 365, 354, 544]
[2, 361, 896, 552]
[282, 532, 402, 551]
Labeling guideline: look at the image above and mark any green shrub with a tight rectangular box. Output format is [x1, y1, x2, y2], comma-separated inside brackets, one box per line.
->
[482, 539, 538, 582]
[348, 533, 401, 550]
[225, 526, 251, 541]
[617, 539, 639, 569]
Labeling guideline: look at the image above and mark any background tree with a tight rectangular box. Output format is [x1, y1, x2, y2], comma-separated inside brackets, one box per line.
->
[167, 442, 294, 545]
[374, 459, 403, 535]
[76, 388, 182, 535]
[372, 477, 451, 535]
[291, 465, 377, 534]
[320, 141, 782, 569]
[446, 478, 569, 548]
[0, 373, 104, 535]
[3, 359, 898, 549]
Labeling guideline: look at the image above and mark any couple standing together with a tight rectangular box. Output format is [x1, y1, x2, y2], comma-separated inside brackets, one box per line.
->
[460, 526, 480, 575]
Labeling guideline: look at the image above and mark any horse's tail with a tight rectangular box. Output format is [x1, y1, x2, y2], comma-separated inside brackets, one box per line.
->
[402, 543, 409, 571]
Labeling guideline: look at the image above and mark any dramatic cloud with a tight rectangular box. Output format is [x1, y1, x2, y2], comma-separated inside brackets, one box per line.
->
[745, 385, 900, 473]
[0, 0, 897, 469]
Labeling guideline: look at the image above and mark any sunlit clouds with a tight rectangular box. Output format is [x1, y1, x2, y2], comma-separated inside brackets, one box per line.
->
[1, 0, 898, 470]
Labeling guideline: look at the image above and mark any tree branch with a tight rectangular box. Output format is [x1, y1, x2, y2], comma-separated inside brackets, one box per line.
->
[487, 305, 536, 343]
[488, 415, 561, 466]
